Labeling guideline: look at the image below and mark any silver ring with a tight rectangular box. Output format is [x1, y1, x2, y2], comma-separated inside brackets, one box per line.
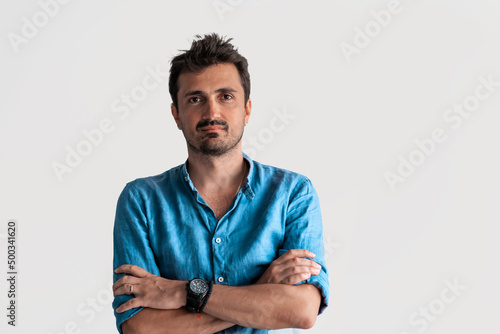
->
[129, 285, 133, 294]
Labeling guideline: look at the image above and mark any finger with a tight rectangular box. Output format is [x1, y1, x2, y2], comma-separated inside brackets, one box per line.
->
[273, 259, 322, 285]
[281, 263, 321, 278]
[272, 258, 321, 275]
[281, 257, 321, 270]
[113, 276, 142, 293]
[280, 271, 315, 285]
[262, 260, 320, 284]
[116, 297, 142, 313]
[113, 283, 137, 297]
[114, 264, 152, 278]
[274, 249, 316, 265]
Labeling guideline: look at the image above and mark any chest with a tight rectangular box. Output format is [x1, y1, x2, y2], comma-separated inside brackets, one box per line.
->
[149, 201, 285, 283]
[201, 191, 235, 221]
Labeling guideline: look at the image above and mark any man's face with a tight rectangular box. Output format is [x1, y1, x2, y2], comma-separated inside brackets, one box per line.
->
[171, 63, 251, 156]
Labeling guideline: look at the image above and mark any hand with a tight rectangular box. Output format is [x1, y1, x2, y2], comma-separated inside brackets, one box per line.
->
[256, 249, 322, 285]
[113, 264, 187, 313]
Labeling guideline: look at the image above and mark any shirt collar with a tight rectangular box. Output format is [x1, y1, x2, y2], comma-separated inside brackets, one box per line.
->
[242, 152, 255, 200]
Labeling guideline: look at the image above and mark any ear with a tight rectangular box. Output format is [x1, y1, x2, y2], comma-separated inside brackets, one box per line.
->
[171, 104, 182, 130]
[244, 98, 252, 125]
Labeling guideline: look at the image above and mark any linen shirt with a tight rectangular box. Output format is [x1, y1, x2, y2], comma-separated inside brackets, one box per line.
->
[112, 155, 329, 333]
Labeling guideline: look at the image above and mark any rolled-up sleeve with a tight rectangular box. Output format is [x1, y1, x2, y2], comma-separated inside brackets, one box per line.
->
[112, 182, 161, 333]
[280, 178, 329, 314]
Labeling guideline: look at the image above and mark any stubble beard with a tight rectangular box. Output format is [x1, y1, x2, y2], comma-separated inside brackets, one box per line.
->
[186, 125, 244, 157]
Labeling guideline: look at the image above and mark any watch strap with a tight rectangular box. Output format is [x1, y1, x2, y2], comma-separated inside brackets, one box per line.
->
[197, 281, 213, 314]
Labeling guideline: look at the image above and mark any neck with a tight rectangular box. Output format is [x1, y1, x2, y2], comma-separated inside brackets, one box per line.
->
[186, 147, 246, 191]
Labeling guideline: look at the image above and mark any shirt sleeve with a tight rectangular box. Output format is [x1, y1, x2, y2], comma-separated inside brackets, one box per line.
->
[280, 177, 329, 314]
[112, 182, 162, 333]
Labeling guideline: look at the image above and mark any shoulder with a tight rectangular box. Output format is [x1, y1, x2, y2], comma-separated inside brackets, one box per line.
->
[251, 159, 310, 183]
[122, 164, 184, 196]
[250, 159, 314, 195]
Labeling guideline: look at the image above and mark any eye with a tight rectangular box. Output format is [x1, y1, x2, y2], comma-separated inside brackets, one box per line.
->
[222, 94, 233, 100]
[188, 96, 201, 103]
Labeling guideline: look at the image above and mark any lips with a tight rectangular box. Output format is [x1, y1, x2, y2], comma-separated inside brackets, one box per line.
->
[201, 125, 223, 130]
[197, 120, 228, 132]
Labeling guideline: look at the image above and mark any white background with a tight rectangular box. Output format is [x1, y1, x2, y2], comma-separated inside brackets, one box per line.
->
[1, 0, 499, 333]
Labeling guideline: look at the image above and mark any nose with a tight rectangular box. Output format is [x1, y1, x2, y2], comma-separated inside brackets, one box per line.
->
[202, 97, 221, 120]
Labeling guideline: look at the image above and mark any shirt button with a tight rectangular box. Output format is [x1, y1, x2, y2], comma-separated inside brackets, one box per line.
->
[215, 238, 221, 244]
[218, 277, 224, 283]
[184, 176, 188, 182]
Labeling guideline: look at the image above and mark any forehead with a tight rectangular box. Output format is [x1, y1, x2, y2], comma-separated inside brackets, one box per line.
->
[177, 63, 242, 94]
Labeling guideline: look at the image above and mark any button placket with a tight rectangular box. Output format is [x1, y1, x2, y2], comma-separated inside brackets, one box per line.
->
[213, 216, 230, 286]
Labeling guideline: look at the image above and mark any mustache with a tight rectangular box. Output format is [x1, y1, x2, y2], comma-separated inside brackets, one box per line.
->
[196, 119, 228, 130]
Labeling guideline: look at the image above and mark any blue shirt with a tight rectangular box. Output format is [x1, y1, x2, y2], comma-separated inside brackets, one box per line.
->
[112, 154, 329, 333]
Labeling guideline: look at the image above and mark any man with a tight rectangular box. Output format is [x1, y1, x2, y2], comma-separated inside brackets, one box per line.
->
[112, 33, 329, 334]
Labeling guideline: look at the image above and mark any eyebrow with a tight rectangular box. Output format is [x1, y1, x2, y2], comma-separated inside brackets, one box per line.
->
[183, 88, 238, 98]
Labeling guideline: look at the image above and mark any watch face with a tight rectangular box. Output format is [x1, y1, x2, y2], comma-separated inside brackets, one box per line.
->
[190, 279, 208, 294]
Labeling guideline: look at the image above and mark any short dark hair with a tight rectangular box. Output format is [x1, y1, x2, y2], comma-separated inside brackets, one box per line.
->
[168, 33, 251, 109]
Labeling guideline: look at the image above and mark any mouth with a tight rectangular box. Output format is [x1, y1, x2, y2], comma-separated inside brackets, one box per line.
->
[200, 126, 225, 132]
[197, 120, 228, 133]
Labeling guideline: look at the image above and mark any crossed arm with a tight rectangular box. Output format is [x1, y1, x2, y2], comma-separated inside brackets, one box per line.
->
[113, 249, 323, 334]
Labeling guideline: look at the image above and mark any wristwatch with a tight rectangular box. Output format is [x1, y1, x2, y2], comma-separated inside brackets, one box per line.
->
[186, 278, 210, 313]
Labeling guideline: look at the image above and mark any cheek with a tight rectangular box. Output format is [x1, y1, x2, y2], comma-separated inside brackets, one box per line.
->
[176, 119, 182, 129]
[178, 114, 196, 129]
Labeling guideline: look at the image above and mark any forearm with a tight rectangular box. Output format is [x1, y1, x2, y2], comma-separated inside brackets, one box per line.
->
[114, 250, 324, 332]
[122, 307, 234, 334]
[203, 283, 321, 330]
